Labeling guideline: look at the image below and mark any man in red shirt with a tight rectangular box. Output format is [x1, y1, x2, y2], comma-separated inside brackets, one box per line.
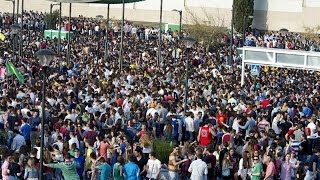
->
[197, 120, 215, 147]
[216, 109, 228, 127]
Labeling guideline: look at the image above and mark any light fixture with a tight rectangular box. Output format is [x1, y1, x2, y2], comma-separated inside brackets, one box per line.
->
[182, 37, 196, 49]
[172, 9, 182, 13]
[35, 49, 55, 67]
[96, 15, 104, 21]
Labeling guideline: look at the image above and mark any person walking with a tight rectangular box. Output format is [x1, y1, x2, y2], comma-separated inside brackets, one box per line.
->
[188, 152, 208, 180]
[43, 153, 80, 180]
[123, 154, 140, 180]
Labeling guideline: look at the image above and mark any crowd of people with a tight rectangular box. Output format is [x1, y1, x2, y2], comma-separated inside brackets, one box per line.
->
[0, 9, 320, 180]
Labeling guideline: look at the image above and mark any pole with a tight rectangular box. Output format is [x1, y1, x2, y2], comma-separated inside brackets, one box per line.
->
[119, 0, 125, 71]
[179, 11, 182, 38]
[184, 48, 189, 115]
[229, 0, 234, 66]
[241, 54, 245, 86]
[104, 4, 110, 60]
[157, 0, 163, 67]
[67, 3, 71, 65]
[16, 0, 19, 23]
[12, 0, 15, 24]
[19, 0, 24, 58]
[50, 4, 53, 19]
[39, 68, 46, 180]
[58, 3, 62, 55]
[243, 16, 246, 47]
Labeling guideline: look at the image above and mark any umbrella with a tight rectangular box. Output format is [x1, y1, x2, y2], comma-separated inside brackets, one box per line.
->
[279, 28, 289, 32]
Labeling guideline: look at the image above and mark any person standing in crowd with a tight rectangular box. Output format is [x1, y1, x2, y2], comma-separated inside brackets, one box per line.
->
[113, 156, 124, 180]
[11, 130, 26, 153]
[168, 145, 188, 180]
[73, 148, 85, 180]
[123, 154, 140, 180]
[188, 151, 208, 180]
[20, 118, 31, 149]
[44, 153, 80, 180]
[197, 120, 214, 147]
[146, 152, 161, 180]
[96, 156, 112, 180]
[249, 155, 263, 180]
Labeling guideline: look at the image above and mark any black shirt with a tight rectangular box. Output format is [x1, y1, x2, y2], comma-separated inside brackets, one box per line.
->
[134, 156, 147, 176]
[8, 162, 20, 176]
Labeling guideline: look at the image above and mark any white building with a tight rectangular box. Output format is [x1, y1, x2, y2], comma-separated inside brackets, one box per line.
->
[1, 0, 320, 32]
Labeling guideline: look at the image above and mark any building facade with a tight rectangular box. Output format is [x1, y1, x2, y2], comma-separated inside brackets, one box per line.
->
[1, 0, 320, 32]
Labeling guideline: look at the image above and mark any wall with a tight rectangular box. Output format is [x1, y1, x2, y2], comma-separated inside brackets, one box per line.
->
[0, 0, 320, 32]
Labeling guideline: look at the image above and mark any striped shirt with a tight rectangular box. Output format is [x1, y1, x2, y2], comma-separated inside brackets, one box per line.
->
[258, 120, 270, 131]
[290, 140, 300, 155]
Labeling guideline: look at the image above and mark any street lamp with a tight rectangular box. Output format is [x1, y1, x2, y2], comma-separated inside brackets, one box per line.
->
[243, 15, 253, 46]
[96, 15, 103, 60]
[157, 0, 163, 67]
[11, 24, 20, 56]
[172, 9, 182, 60]
[172, 9, 182, 38]
[35, 49, 55, 180]
[230, 0, 235, 66]
[181, 37, 196, 115]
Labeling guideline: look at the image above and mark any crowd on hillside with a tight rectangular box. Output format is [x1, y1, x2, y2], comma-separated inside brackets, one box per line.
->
[0, 10, 320, 180]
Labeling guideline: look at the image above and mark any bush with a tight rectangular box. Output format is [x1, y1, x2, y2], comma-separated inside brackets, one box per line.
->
[153, 139, 173, 164]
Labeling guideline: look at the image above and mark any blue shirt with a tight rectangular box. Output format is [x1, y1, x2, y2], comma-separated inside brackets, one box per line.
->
[99, 163, 111, 180]
[74, 155, 85, 177]
[20, 123, 31, 140]
[123, 161, 140, 180]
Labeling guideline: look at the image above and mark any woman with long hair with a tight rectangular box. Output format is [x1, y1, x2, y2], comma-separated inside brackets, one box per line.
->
[8, 154, 21, 180]
[221, 153, 232, 179]
[238, 151, 253, 180]
[24, 158, 39, 180]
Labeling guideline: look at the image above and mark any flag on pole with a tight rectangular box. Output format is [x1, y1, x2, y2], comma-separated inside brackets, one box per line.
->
[5, 61, 25, 84]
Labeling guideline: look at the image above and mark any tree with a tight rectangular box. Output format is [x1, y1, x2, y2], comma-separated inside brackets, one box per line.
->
[44, 10, 60, 30]
[304, 26, 320, 42]
[233, 0, 254, 32]
[185, 7, 227, 47]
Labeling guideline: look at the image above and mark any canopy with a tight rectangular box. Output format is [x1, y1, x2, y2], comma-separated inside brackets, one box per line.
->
[93, 0, 144, 4]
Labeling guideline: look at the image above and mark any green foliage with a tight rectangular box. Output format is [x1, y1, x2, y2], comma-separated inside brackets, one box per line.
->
[185, 7, 228, 47]
[153, 140, 173, 164]
[233, 0, 254, 32]
[44, 10, 60, 30]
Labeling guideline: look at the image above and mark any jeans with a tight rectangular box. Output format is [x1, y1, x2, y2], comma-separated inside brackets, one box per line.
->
[8, 176, 17, 180]
[168, 171, 179, 180]
[55, 168, 63, 180]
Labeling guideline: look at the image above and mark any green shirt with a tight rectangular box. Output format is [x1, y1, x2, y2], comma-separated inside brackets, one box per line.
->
[47, 161, 80, 180]
[251, 162, 263, 180]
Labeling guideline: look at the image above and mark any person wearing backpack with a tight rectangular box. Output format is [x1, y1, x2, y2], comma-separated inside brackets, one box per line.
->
[24, 158, 39, 180]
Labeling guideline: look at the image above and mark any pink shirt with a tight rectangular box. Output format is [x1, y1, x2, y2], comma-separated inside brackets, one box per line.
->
[266, 161, 276, 179]
[1, 160, 9, 180]
[280, 162, 294, 180]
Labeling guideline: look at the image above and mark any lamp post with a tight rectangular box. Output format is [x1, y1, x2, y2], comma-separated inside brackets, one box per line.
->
[11, 24, 20, 61]
[242, 15, 253, 47]
[230, 0, 234, 66]
[96, 15, 103, 61]
[19, 0, 24, 58]
[157, 0, 163, 67]
[181, 37, 196, 115]
[172, 9, 182, 60]
[172, 9, 182, 38]
[67, 3, 72, 65]
[119, 0, 125, 71]
[35, 49, 55, 180]
[58, 3, 62, 55]
[104, 4, 110, 60]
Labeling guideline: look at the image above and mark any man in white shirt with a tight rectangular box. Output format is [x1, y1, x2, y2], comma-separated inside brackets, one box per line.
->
[68, 132, 79, 149]
[307, 116, 317, 138]
[185, 112, 195, 142]
[188, 152, 208, 180]
[146, 152, 161, 180]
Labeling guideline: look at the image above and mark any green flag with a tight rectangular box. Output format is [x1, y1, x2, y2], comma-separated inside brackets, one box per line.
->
[6, 61, 25, 84]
